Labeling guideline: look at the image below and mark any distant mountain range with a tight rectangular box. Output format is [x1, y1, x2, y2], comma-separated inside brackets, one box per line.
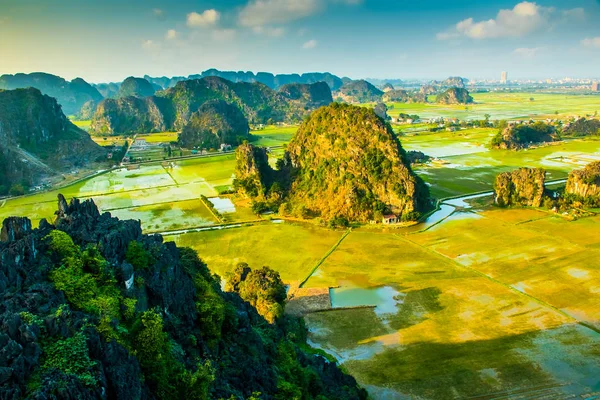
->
[144, 69, 346, 91]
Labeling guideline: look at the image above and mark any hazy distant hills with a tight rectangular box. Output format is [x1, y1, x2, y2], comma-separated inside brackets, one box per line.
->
[145, 69, 345, 91]
[0, 73, 103, 116]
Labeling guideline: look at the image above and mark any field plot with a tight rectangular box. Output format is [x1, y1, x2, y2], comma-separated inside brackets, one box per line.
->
[167, 223, 345, 283]
[401, 128, 496, 158]
[250, 125, 298, 147]
[0, 155, 241, 230]
[302, 213, 600, 398]
[411, 137, 600, 198]
[387, 92, 600, 121]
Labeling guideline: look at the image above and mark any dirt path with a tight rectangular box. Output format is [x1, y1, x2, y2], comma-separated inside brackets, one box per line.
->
[298, 229, 352, 288]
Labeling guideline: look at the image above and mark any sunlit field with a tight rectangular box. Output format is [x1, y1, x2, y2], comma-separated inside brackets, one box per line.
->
[2, 92, 600, 399]
[386, 91, 600, 121]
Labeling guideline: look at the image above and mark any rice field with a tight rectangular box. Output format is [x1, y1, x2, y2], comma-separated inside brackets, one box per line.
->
[3, 92, 600, 399]
[386, 91, 600, 121]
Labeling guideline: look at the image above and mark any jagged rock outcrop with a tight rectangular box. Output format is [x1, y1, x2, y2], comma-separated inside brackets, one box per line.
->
[420, 85, 436, 95]
[236, 103, 430, 222]
[278, 82, 333, 110]
[0, 88, 106, 193]
[76, 100, 96, 120]
[334, 80, 384, 103]
[117, 77, 157, 98]
[91, 77, 331, 134]
[90, 95, 172, 134]
[440, 76, 467, 89]
[435, 87, 473, 105]
[491, 122, 557, 150]
[234, 143, 274, 199]
[562, 118, 600, 137]
[494, 168, 546, 207]
[382, 83, 394, 92]
[0, 195, 367, 399]
[0, 73, 103, 116]
[382, 89, 427, 103]
[565, 161, 600, 204]
[178, 100, 249, 150]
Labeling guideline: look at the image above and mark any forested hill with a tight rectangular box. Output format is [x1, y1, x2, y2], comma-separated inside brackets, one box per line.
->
[0, 195, 367, 399]
[234, 103, 430, 224]
[90, 77, 333, 134]
[0, 73, 103, 116]
[0, 88, 106, 195]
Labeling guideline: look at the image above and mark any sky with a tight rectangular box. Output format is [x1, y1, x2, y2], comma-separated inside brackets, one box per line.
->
[1, 0, 599, 82]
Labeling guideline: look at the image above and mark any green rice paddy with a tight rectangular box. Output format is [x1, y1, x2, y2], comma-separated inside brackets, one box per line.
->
[3, 93, 600, 399]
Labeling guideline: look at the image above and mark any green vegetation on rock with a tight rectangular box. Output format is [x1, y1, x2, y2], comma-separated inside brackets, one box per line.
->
[235, 103, 430, 222]
[116, 77, 157, 98]
[435, 87, 473, 105]
[178, 100, 249, 150]
[494, 168, 546, 207]
[491, 121, 557, 149]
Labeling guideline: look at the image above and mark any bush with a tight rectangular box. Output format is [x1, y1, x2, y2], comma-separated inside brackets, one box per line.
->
[42, 332, 97, 387]
[125, 241, 154, 271]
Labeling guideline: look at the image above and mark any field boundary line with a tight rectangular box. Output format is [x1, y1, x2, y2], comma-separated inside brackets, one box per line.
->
[395, 234, 600, 336]
[298, 229, 352, 288]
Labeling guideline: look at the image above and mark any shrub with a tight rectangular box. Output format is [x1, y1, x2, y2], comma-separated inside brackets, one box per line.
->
[42, 332, 97, 387]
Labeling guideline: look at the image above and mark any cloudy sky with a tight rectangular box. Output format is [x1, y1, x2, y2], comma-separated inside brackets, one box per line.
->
[1, 0, 599, 82]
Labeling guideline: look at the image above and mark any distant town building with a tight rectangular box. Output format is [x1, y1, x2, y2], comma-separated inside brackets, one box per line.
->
[593, 82, 599, 92]
[501, 71, 508, 84]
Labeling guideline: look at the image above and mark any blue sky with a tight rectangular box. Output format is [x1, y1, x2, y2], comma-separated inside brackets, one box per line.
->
[1, 0, 599, 82]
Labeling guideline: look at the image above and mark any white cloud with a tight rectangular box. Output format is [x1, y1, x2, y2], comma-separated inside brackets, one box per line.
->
[252, 26, 286, 37]
[302, 39, 318, 49]
[187, 9, 220, 27]
[239, 0, 320, 27]
[166, 29, 178, 40]
[514, 47, 542, 58]
[211, 29, 237, 41]
[142, 40, 157, 50]
[437, 2, 583, 40]
[582, 37, 600, 48]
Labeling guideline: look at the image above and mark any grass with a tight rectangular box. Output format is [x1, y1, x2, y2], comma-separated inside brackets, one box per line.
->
[250, 125, 298, 147]
[166, 222, 345, 283]
[136, 131, 179, 143]
[386, 91, 600, 121]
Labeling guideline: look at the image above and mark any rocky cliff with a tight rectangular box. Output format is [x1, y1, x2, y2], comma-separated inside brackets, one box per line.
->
[0, 195, 367, 399]
[334, 80, 384, 103]
[435, 87, 473, 104]
[0, 73, 103, 116]
[491, 122, 557, 150]
[236, 103, 430, 222]
[494, 168, 546, 207]
[0, 88, 106, 193]
[278, 82, 333, 111]
[90, 96, 173, 134]
[565, 161, 600, 205]
[117, 77, 157, 99]
[178, 100, 249, 150]
[91, 77, 331, 134]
